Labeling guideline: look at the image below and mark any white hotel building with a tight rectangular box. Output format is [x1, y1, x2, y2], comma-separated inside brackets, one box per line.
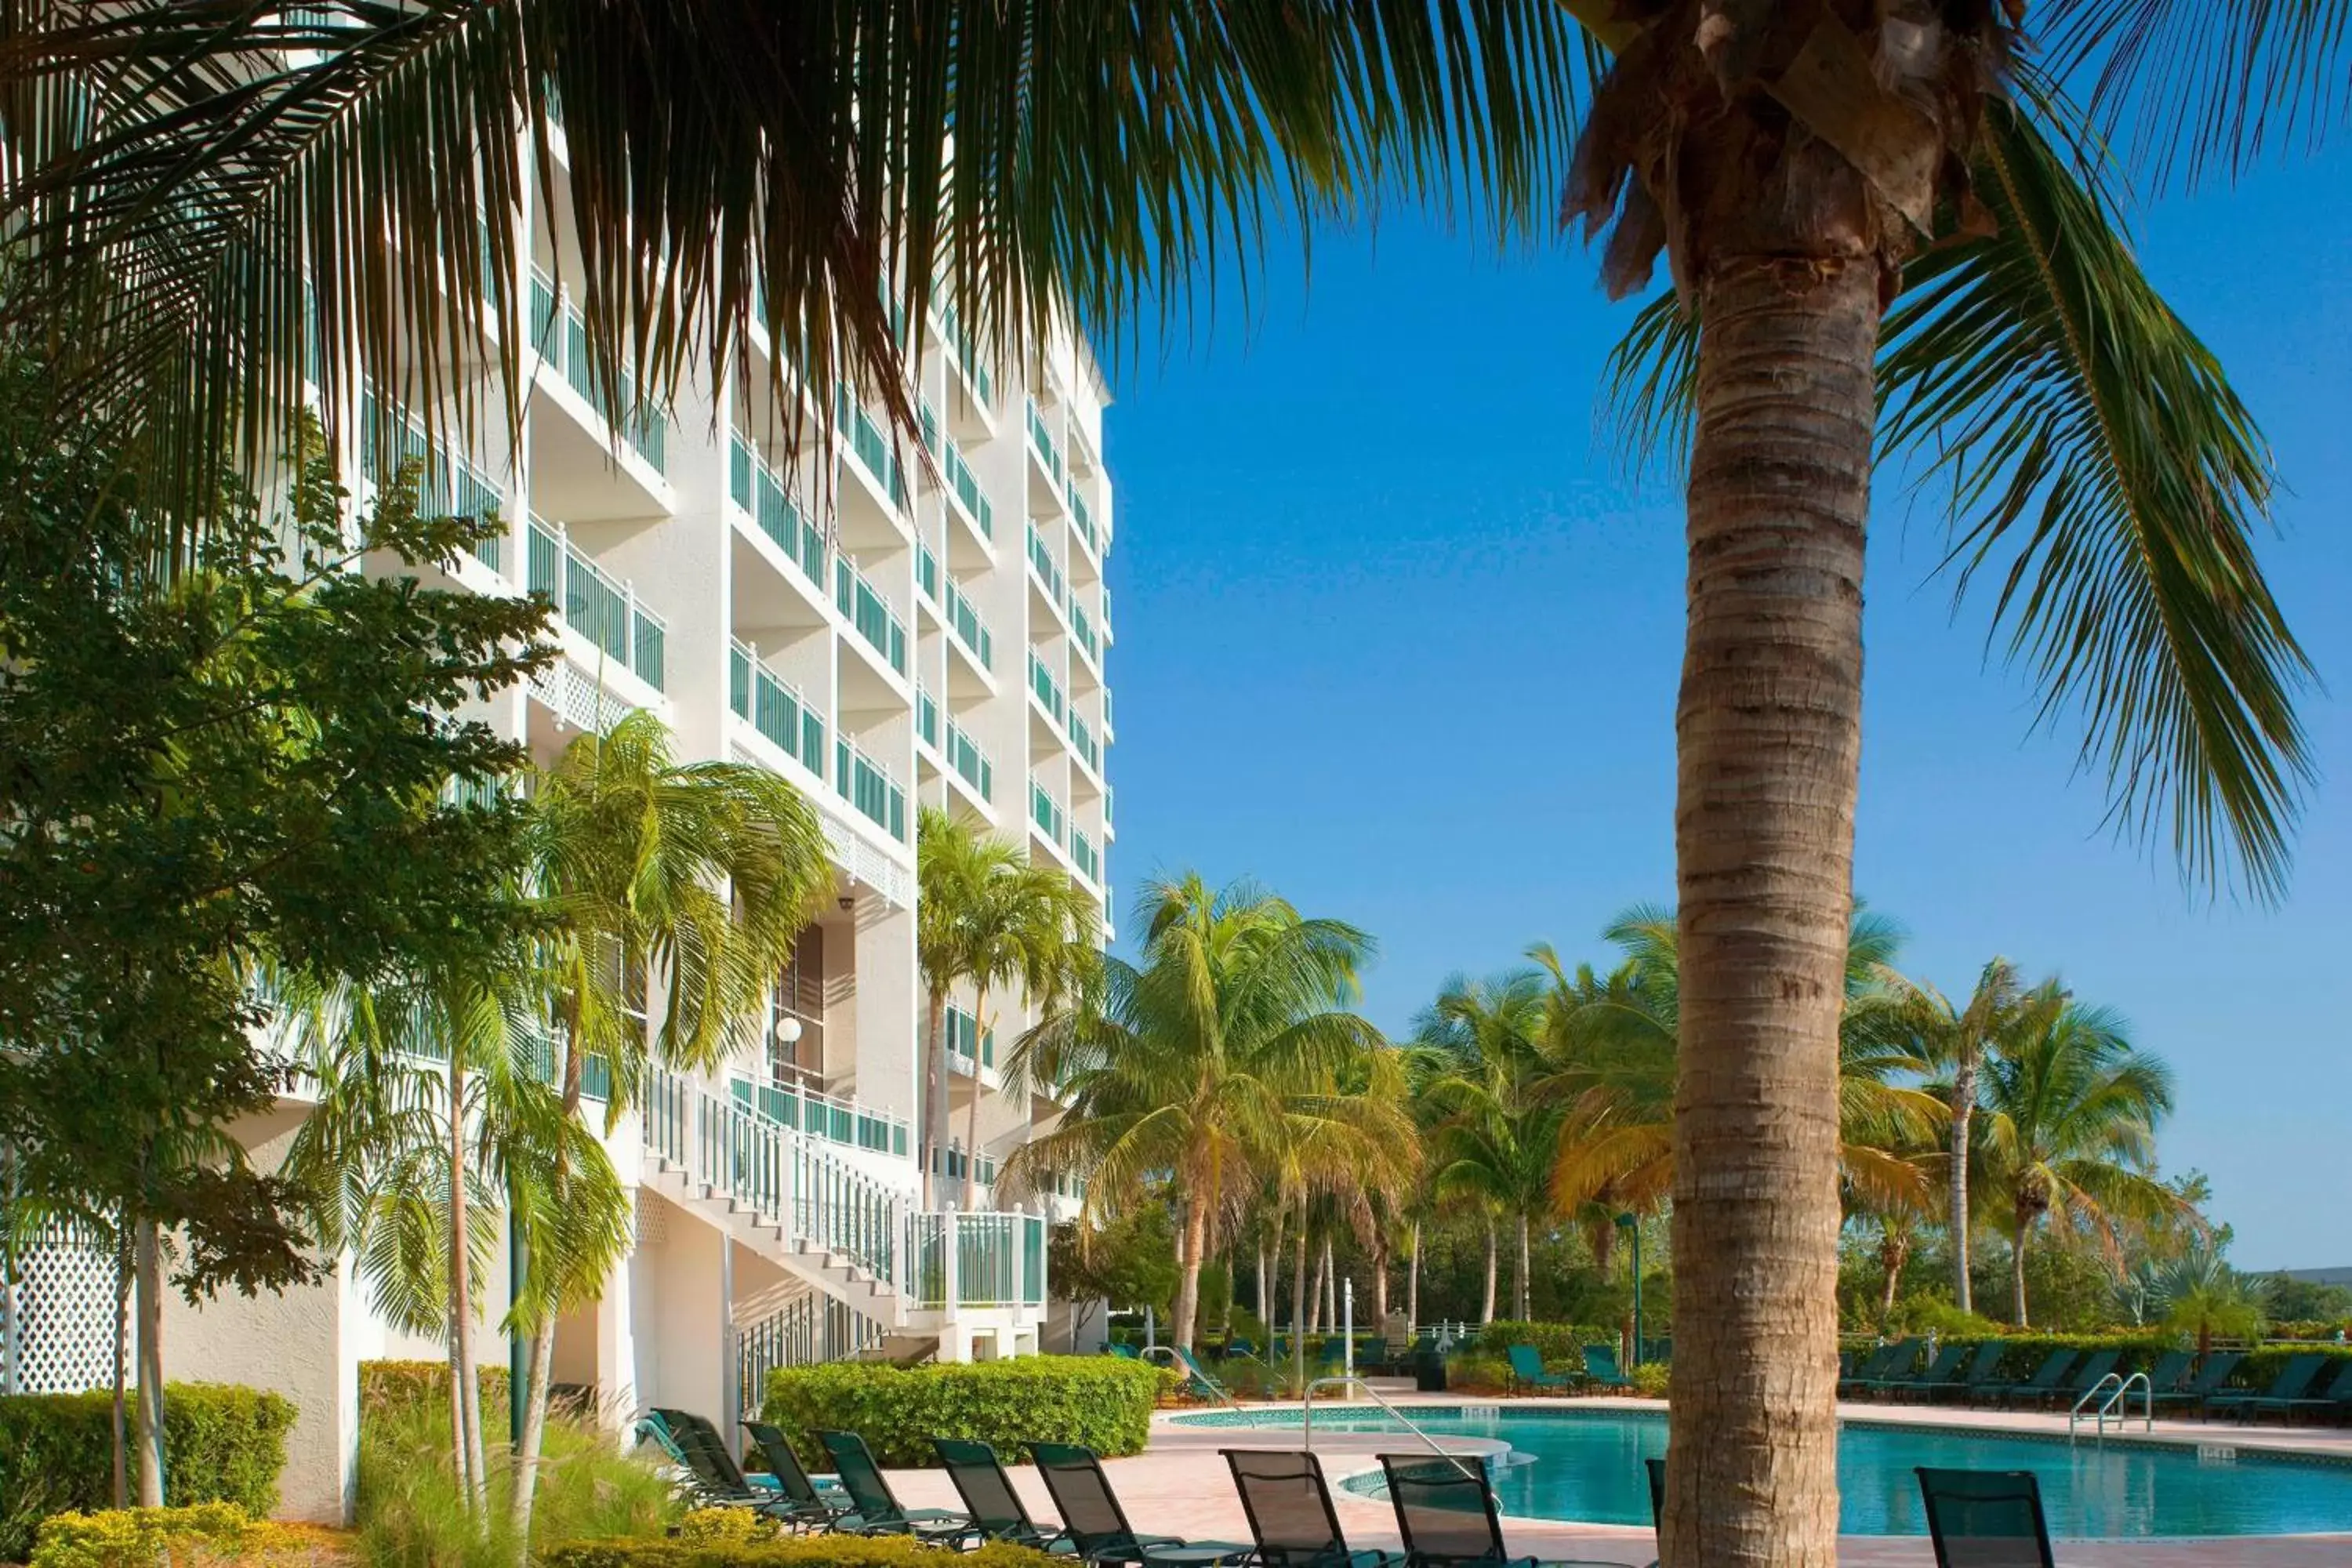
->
[0, 129, 1120, 1521]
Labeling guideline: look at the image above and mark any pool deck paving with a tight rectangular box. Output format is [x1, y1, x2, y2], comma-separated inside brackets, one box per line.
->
[877, 1394, 2352, 1567]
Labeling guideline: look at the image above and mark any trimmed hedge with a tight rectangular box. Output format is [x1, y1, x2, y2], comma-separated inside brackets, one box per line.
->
[358, 1358, 512, 1422]
[760, 1356, 1160, 1468]
[0, 1383, 295, 1562]
[1473, 1322, 1615, 1364]
[547, 1536, 1065, 1568]
[27, 1502, 316, 1568]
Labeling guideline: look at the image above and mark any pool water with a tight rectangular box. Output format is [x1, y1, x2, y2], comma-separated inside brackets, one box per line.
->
[1176, 1406, 2352, 1537]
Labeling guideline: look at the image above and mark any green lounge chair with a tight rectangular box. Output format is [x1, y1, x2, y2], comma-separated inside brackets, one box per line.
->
[1033, 1440, 1254, 1566]
[1378, 1453, 1621, 1568]
[742, 1420, 853, 1531]
[935, 1437, 1075, 1552]
[1870, 1344, 1965, 1400]
[816, 1429, 982, 1544]
[2209, 1353, 2326, 1424]
[1167, 1345, 1237, 1404]
[1985, 1349, 2076, 1409]
[1222, 1448, 1403, 1568]
[2151, 1351, 2242, 1416]
[1926, 1341, 2007, 1403]
[1840, 1338, 1918, 1399]
[1836, 1341, 1902, 1398]
[2294, 1358, 2352, 1424]
[1581, 1343, 1635, 1392]
[2138, 1351, 2194, 1402]
[648, 1408, 803, 1523]
[2030, 1348, 2122, 1411]
[1916, 1468, 2056, 1568]
[1109, 1341, 1142, 1359]
[1507, 1345, 1577, 1394]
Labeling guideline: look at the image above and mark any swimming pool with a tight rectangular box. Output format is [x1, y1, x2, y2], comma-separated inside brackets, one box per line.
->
[1174, 1406, 2352, 1537]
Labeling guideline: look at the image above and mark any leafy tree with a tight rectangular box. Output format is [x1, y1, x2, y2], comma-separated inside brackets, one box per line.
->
[2151, 1241, 2270, 1356]
[1048, 1208, 1178, 1351]
[916, 808, 1099, 1209]
[1009, 874, 1405, 1351]
[1976, 992, 2187, 1327]
[0, 350, 546, 1503]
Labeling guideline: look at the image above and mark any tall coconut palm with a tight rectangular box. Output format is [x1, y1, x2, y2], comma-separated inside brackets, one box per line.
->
[520, 711, 827, 1528]
[1412, 971, 1556, 1323]
[1893, 960, 2067, 1312]
[1975, 994, 2184, 1327]
[1005, 873, 1403, 1352]
[913, 808, 1099, 1209]
[9, 8, 2337, 1562]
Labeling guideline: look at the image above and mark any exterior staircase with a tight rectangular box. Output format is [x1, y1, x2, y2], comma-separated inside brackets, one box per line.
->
[640, 1062, 924, 1325]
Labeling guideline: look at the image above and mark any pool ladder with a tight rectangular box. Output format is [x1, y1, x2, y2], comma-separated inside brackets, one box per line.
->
[2071, 1370, 2152, 1441]
[1301, 1374, 1452, 1458]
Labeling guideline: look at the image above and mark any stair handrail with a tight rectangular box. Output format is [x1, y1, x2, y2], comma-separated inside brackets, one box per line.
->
[1301, 1374, 1450, 1457]
[2070, 1370, 2152, 1439]
[644, 1062, 911, 1289]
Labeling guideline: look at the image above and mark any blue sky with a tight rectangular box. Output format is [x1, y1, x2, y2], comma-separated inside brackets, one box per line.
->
[1094, 147, 2352, 1272]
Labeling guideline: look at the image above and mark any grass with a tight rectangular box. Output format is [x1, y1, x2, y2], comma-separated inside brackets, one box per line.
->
[355, 1399, 675, 1568]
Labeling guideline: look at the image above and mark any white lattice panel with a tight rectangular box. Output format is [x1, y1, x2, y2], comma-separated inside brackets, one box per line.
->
[530, 661, 666, 735]
[2, 1229, 116, 1395]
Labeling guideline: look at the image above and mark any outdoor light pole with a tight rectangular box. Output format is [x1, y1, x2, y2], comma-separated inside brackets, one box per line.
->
[1615, 1212, 1641, 1370]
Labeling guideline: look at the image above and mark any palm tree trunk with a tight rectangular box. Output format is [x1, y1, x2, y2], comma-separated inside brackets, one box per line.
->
[1515, 1211, 1531, 1322]
[1662, 247, 1878, 1568]
[1406, 1221, 1421, 1329]
[447, 1334, 470, 1494]
[1370, 1230, 1390, 1327]
[2010, 1231, 2031, 1329]
[1948, 1057, 1978, 1312]
[513, 1003, 587, 1537]
[111, 1225, 131, 1508]
[1255, 1241, 1270, 1330]
[1171, 1191, 1207, 1351]
[1290, 1225, 1308, 1389]
[132, 1218, 165, 1507]
[922, 990, 950, 1209]
[448, 1053, 486, 1510]
[1323, 1239, 1337, 1329]
[1479, 1221, 1496, 1325]
[1878, 1225, 1911, 1324]
[1306, 1240, 1326, 1336]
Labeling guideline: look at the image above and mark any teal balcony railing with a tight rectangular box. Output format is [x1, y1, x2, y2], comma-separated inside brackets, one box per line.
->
[528, 268, 668, 472]
[1101, 584, 1114, 641]
[906, 1209, 1047, 1309]
[919, 403, 993, 539]
[1025, 397, 1065, 490]
[1025, 521, 1069, 611]
[916, 541, 939, 605]
[728, 1075, 911, 1159]
[833, 557, 908, 675]
[916, 685, 940, 750]
[526, 516, 666, 690]
[937, 298, 995, 408]
[1102, 688, 1115, 735]
[1071, 487, 1098, 557]
[946, 719, 993, 803]
[728, 639, 826, 775]
[1030, 777, 1065, 846]
[1071, 828, 1099, 885]
[359, 387, 503, 570]
[835, 738, 908, 842]
[1028, 651, 1066, 728]
[1070, 601, 1099, 664]
[1069, 712, 1098, 775]
[729, 432, 826, 588]
[945, 1005, 996, 1070]
[944, 577, 994, 671]
[835, 383, 905, 506]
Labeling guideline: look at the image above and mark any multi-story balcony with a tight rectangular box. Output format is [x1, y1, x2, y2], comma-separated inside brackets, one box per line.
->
[526, 515, 667, 691]
[943, 575, 995, 673]
[1070, 827, 1100, 887]
[833, 556, 909, 677]
[1069, 486, 1100, 562]
[1028, 650, 1067, 728]
[728, 1074, 912, 1159]
[729, 432, 827, 589]
[916, 684, 941, 751]
[1025, 397, 1065, 492]
[936, 296, 996, 412]
[1029, 775, 1066, 847]
[527, 267, 668, 473]
[835, 382, 906, 510]
[728, 639, 827, 778]
[921, 404, 995, 543]
[835, 735, 909, 843]
[945, 717, 995, 804]
[1069, 711, 1100, 776]
[358, 388, 504, 571]
[946, 1004, 995, 1075]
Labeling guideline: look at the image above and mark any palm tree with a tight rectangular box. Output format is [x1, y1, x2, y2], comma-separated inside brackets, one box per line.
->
[1892, 960, 2058, 1312]
[283, 962, 627, 1515]
[1006, 874, 1404, 1352]
[1975, 994, 2185, 1327]
[11, 9, 2336, 1562]
[518, 711, 828, 1528]
[2153, 1240, 2270, 1360]
[913, 808, 1099, 1209]
[1412, 972, 1556, 1323]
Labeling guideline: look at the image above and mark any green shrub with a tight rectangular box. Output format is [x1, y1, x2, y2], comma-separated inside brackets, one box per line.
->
[1629, 1364, 1671, 1399]
[0, 1383, 296, 1562]
[357, 1391, 673, 1568]
[1891, 1297, 2009, 1339]
[547, 1537, 1063, 1568]
[1473, 1322, 1614, 1363]
[26, 1502, 321, 1568]
[358, 1359, 513, 1425]
[1443, 1355, 1514, 1395]
[2237, 1344, 2352, 1392]
[760, 1356, 1160, 1468]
